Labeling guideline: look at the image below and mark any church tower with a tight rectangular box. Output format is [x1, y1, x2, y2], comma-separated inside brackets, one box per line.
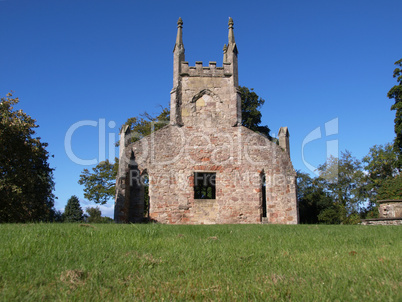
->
[170, 18, 241, 128]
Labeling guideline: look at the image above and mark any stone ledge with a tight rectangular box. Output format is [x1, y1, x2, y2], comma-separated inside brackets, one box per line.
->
[378, 199, 402, 203]
[361, 217, 402, 221]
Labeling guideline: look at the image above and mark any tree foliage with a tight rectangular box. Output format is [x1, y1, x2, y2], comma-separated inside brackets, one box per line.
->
[64, 195, 83, 222]
[377, 174, 402, 200]
[362, 143, 400, 204]
[85, 206, 114, 223]
[362, 144, 401, 201]
[86, 206, 102, 222]
[78, 159, 118, 204]
[297, 171, 334, 224]
[0, 93, 55, 222]
[297, 145, 401, 223]
[316, 151, 366, 224]
[387, 58, 402, 168]
[123, 107, 170, 144]
[238, 86, 271, 139]
[363, 144, 399, 183]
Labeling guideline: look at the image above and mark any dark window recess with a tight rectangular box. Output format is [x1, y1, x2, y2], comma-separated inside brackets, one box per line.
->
[261, 173, 267, 218]
[194, 172, 216, 199]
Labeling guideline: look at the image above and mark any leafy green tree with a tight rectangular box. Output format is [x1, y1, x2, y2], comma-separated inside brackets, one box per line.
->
[296, 171, 334, 224]
[317, 206, 343, 225]
[78, 159, 118, 204]
[51, 210, 65, 222]
[64, 195, 83, 222]
[85, 206, 102, 223]
[85, 206, 114, 223]
[363, 144, 399, 185]
[239, 86, 271, 139]
[362, 143, 400, 212]
[387, 59, 402, 168]
[377, 174, 402, 200]
[0, 93, 55, 223]
[317, 151, 366, 224]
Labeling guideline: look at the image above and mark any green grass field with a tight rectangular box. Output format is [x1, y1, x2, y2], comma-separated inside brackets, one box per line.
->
[0, 223, 401, 301]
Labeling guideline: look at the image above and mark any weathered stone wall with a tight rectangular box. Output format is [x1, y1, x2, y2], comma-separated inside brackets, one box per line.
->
[116, 125, 297, 224]
[379, 201, 402, 219]
[170, 60, 241, 128]
[180, 74, 240, 128]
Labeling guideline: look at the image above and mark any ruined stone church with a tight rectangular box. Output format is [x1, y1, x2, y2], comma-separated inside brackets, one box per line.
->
[114, 18, 298, 224]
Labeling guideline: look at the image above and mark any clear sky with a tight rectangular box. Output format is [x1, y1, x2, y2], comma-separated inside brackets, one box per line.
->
[1, 0, 401, 218]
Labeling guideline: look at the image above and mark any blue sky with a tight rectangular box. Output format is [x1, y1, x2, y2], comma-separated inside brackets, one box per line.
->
[1, 0, 401, 217]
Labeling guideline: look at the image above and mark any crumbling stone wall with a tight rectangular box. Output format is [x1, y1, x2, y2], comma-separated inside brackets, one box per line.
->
[379, 200, 402, 219]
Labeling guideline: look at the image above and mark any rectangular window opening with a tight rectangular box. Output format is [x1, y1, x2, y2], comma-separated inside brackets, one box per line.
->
[194, 172, 216, 199]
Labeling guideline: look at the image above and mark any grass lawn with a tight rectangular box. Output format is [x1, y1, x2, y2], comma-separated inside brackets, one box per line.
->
[0, 223, 401, 301]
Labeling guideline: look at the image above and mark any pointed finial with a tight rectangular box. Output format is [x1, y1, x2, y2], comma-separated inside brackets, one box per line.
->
[177, 17, 183, 28]
[223, 44, 228, 63]
[228, 17, 235, 44]
[175, 17, 184, 47]
[228, 17, 234, 28]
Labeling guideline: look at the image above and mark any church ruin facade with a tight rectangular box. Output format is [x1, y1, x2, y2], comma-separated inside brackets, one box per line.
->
[114, 18, 298, 224]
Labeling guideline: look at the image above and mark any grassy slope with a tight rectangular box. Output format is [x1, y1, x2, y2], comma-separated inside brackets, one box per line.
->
[0, 224, 401, 301]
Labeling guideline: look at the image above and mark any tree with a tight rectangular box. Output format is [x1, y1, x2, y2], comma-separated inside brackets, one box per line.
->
[317, 151, 366, 224]
[78, 159, 118, 204]
[387, 58, 402, 168]
[85, 206, 102, 223]
[296, 171, 334, 224]
[363, 144, 399, 184]
[377, 174, 402, 200]
[239, 86, 271, 139]
[362, 143, 400, 208]
[85, 206, 114, 223]
[0, 93, 55, 223]
[64, 195, 83, 222]
[51, 210, 65, 222]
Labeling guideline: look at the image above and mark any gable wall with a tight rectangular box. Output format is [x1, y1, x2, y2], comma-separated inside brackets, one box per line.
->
[117, 125, 297, 224]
